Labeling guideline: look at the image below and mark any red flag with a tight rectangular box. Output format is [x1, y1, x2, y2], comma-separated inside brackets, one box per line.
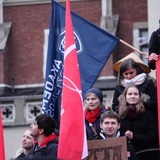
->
[0, 107, 5, 160]
[58, 0, 88, 159]
[156, 56, 160, 147]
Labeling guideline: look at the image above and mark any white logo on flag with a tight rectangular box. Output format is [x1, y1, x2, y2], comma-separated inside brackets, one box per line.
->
[58, 28, 83, 54]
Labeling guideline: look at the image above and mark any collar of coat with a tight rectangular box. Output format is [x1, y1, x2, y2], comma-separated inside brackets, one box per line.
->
[34, 133, 57, 148]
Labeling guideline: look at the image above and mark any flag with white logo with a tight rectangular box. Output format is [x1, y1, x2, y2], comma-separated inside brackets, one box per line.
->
[42, 0, 119, 125]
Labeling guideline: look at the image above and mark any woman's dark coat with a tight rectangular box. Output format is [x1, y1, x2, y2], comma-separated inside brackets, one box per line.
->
[112, 78, 157, 116]
[85, 107, 107, 140]
[120, 110, 158, 160]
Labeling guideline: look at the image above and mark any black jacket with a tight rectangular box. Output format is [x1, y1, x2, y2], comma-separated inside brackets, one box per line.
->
[14, 152, 26, 160]
[120, 110, 158, 160]
[112, 77, 157, 117]
[28, 138, 58, 160]
[85, 107, 107, 140]
[148, 28, 160, 69]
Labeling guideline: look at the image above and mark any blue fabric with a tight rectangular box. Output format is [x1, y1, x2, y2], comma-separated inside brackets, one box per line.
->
[42, 0, 119, 125]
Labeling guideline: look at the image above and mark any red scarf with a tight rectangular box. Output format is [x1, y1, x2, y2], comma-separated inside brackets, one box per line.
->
[34, 134, 57, 148]
[85, 107, 100, 123]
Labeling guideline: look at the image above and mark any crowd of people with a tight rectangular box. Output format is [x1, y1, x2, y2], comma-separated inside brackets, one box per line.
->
[14, 114, 58, 160]
[84, 84, 158, 160]
[84, 53, 159, 159]
[14, 129, 34, 159]
[13, 27, 160, 160]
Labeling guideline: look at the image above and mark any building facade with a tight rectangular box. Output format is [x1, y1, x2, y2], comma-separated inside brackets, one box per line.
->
[0, 0, 159, 159]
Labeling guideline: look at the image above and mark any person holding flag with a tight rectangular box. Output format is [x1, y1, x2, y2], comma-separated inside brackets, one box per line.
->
[148, 22, 160, 149]
[148, 25, 160, 70]
[112, 53, 157, 120]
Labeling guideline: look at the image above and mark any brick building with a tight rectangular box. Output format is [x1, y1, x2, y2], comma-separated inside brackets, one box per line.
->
[0, 0, 159, 159]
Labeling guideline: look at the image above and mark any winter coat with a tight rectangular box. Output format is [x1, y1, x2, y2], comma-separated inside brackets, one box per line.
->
[14, 152, 26, 160]
[112, 77, 157, 116]
[148, 28, 160, 69]
[85, 107, 107, 140]
[28, 138, 58, 160]
[120, 110, 158, 160]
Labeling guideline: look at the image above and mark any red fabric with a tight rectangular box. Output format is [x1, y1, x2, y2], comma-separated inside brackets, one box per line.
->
[156, 56, 160, 147]
[34, 134, 57, 147]
[58, 0, 88, 159]
[40, 134, 57, 147]
[85, 107, 100, 123]
[0, 107, 5, 160]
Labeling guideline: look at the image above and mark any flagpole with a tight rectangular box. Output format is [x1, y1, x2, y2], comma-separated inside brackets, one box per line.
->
[120, 39, 149, 58]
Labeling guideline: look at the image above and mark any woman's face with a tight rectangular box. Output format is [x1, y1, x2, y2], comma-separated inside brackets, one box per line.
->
[126, 87, 140, 104]
[122, 67, 137, 80]
[21, 130, 34, 149]
[85, 93, 101, 111]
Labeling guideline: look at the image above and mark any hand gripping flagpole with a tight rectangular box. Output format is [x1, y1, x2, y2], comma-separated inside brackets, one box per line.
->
[120, 39, 149, 59]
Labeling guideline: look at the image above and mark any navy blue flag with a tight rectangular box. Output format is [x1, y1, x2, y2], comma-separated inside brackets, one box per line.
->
[42, 0, 119, 124]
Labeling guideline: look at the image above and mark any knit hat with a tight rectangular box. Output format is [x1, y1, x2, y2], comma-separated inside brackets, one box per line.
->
[85, 88, 103, 103]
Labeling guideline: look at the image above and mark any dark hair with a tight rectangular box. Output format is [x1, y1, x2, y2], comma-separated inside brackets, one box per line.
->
[117, 58, 144, 85]
[100, 111, 120, 124]
[35, 114, 56, 136]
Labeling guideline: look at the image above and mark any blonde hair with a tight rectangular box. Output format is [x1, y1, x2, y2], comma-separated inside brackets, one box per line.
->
[14, 129, 33, 158]
[119, 84, 145, 118]
[15, 148, 23, 158]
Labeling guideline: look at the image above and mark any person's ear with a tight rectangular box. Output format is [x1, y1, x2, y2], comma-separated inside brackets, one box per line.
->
[39, 129, 44, 135]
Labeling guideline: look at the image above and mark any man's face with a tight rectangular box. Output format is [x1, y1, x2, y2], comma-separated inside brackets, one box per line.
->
[100, 117, 120, 138]
[30, 121, 40, 139]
